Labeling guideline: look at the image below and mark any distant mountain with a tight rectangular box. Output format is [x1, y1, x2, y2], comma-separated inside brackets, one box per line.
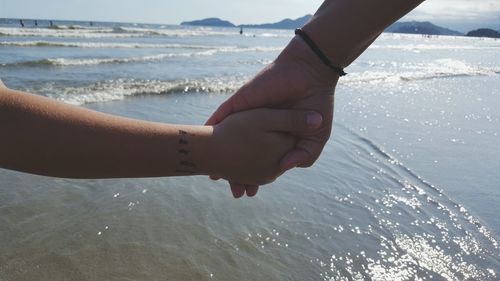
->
[181, 18, 235, 28]
[241, 15, 312, 30]
[386, 21, 462, 36]
[466, 28, 500, 38]
[180, 17, 467, 37]
[181, 15, 311, 30]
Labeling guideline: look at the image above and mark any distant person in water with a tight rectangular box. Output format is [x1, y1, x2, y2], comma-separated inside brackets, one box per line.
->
[50, 20, 53, 27]
[19, 19, 24, 27]
[240, 27, 243, 35]
[90, 21, 93, 27]
[34, 20, 38, 27]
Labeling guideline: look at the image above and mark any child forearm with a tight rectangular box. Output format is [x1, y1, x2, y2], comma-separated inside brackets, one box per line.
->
[0, 88, 213, 178]
[1, 85, 318, 184]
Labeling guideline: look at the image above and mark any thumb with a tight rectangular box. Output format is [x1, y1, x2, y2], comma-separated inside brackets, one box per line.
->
[280, 137, 326, 171]
[264, 109, 323, 134]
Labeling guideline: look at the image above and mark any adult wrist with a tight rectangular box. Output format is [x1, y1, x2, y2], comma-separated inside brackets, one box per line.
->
[294, 29, 346, 77]
[277, 36, 340, 89]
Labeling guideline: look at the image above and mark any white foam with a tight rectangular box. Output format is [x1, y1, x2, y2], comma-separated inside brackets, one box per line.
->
[43, 53, 204, 66]
[49, 24, 94, 30]
[341, 59, 498, 86]
[372, 33, 500, 51]
[1, 46, 282, 68]
[3, 52, 217, 67]
[0, 26, 269, 38]
[33, 77, 246, 105]
[0, 40, 227, 49]
[370, 44, 500, 51]
[0, 41, 284, 53]
[0, 27, 138, 38]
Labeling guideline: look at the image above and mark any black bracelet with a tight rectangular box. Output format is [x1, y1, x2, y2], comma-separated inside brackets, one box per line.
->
[294, 28, 347, 77]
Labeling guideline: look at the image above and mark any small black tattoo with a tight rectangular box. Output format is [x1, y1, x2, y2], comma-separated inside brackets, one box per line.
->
[176, 129, 197, 173]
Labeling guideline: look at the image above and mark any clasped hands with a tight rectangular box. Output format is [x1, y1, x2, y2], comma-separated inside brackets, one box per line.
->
[206, 38, 339, 198]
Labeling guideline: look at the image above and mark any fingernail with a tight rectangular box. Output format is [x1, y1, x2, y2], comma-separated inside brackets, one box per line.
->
[306, 112, 322, 127]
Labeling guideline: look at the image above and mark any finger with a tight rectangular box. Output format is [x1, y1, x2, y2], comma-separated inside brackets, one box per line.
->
[206, 99, 234, 125]
[245, 185, 259, 197]
[262, 109, 323, 133]
[206, 83, 257, 125]
[280, 149, 310, 172]
[230, 182, 246, 198]
[206, 85, 258, 125]
[280, 137, 326, 170]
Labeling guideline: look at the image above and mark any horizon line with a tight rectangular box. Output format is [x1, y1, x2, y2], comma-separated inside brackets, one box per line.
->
[1, 16, 498, 33]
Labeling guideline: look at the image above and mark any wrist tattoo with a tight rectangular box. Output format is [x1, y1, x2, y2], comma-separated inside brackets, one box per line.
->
[176, 129, 196, 174]
[179, 130, 189, 145]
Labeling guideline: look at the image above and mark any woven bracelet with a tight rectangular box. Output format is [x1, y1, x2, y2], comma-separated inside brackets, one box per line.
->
[295, 28, 347, 77]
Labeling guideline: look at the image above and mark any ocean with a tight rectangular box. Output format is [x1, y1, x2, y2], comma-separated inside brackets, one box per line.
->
[1, 19, 499, 280]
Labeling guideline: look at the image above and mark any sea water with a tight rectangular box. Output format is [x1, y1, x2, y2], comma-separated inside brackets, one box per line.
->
[1, 19, 499, 280]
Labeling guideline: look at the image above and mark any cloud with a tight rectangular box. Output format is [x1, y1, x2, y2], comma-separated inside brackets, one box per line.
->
[406, 0, 500, 21]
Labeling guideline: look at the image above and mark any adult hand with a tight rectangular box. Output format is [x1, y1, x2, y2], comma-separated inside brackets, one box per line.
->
[206, 37, 338, 198]
[208, 107, 324, 186]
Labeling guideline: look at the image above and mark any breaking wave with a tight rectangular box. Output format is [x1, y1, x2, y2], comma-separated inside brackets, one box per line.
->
[0, 48, 281, 68]
[17, 58, 497, 105]
[0, 40, 231, 49]
[31, 77, 246, 105]
[342, 59, 499, 85]
[0, 26, 292, 38]
[0, 53, 212, 67]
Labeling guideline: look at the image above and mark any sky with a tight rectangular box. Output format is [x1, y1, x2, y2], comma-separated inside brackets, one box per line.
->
[1, 0, 499, 32]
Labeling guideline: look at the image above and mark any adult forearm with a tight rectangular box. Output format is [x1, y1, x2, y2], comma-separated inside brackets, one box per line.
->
[0, 88, 212, 178]
[304, 0, 425, 67]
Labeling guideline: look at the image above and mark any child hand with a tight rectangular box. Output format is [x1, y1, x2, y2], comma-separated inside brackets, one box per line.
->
[207, 108, 323, 186]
